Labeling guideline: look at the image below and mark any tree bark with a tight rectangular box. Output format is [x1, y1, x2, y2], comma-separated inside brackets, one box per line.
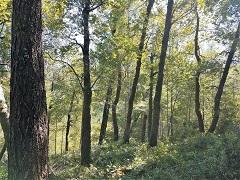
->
[9, 0, 48, 178]
[123, 0, 155, 144]
[194, 6, 204, 133]
[141, 113, 148, 142]
[149, 0, 174, 147]
[65, 91, 75, 152]
[112, 69, 122, 141]
[209, 22, 240, 133]
[81, 0, 92, 166]
[148, 54, 154, 141]
[98, 84, 112, 145]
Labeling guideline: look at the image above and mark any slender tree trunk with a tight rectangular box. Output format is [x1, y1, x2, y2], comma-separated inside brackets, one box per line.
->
[9, 0, 48, 178]
[123, 0, 155, 143]
[54, 118, 58, 155]
[81, 0, 92, 166]
[168, 88, 173, 136]
[99, 84, 112, 145]
[149, 0, 174, 147]
[209, 22, 240, 133]
[61, 126, 64, 155]
[0, 142, 6, 160]
[112, 69, 122, 141]
[141, 113, 148, 142]
[148, 54, 154, 141]
[0, 84, 9, 161]
[65, 91, 75, 152]
[194, 6, 204, 133]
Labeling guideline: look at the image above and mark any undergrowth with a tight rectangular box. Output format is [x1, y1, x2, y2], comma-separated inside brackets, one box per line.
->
[47, 131, 240, 180]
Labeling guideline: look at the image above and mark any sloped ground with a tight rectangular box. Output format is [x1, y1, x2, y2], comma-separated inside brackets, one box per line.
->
[48, 132, 240, 180]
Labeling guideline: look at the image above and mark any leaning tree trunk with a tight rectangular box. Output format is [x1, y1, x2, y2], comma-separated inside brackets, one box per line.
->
[148, 54, 154, 141]
[112, 68, 122, 141]
[65, 91, 75, 152]
[209, 22, 240, 133]
[99, 84, 112, 145]
[9, 0, 48, 178]
[81, 0, 92, 166]
[123, 0, 155, 144]
[0, 84, 9, 160]
[149, 0, 174, 147]
[194, 5, 204, 133]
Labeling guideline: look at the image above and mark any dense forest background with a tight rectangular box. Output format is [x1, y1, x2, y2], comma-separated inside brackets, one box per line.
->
[0, 0, 240, 179]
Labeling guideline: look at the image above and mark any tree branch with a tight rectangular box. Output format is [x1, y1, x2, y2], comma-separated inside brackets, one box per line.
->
[46, 52, 84, 91]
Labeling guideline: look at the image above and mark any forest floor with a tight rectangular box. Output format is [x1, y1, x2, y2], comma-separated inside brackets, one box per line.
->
[48, 131, 240, 180]
[0, 131, 240, 179]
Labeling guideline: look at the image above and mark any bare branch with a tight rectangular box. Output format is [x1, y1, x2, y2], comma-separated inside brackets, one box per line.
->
[91, 72, 102, 89]
[89, 0, 105, 11]
[46, 52, 84, 91]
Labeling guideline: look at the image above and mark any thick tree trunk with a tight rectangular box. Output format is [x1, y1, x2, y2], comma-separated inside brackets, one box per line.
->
[123, 0, 155, 143]
[0, 84, 9, 161]
[194, 6, 204, 133]
[147, 54, 154, 141]
[141, 113, 147, 142]
[81, 0, 92, 166]
[65, 91, 75, 152]
[209, 22, 240, 133]
[9, 0, 48, 178]
[98, 84, 112, 145]
[149, 0, 174, 147]
[112, 69, 122, 141]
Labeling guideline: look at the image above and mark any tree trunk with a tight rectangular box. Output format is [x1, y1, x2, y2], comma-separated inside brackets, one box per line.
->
[112, 69, 122, 141]
[81, 0, 92, 166]
[98, 84, 112, 145]
[0, 142, 6, 160]
[123, 0, 155, 144]
[65, 91, 75, 152]
[9, 0, 48, 178]
[194, 6, 204, 133]
[54, 117, 58, 155]
[141, 113, 148, 142]
[0, 84, 9, 161]
[149, 0, 174, 147]
[209, 22, 240, 133]
[148, 54, 154, 141]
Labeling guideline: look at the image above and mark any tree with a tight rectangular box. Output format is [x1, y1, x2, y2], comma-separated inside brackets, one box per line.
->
[194, 4, 204, 133]
[112, 68, 122, 141]
[149, 0, 174, 147]
[65, 90, 75, 152]
[99, 83, 112, 145]
[80, 0, 92, 166]
[8, 0, 48, 178]
[147, 53, 154, 141]
[123, 0, 155, 143]
[209, 22, 240, 133]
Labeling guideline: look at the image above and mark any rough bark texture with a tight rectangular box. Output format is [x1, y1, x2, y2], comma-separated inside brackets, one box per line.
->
[209, 22, 240, 133]
[81, 0, 92, 166]
[148, 54, 154, 141]
[9, 0, 48, 178]
[123, 0, 155, 144]
[141, 113, 148, 142]
[112, 69, 122, 141]
[0, 84, 9, 160]
[65, 91, 75, 152]
[194, 6, 204, 133]
[149, 0, 174, 147]
[98, 84, 112, 145]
